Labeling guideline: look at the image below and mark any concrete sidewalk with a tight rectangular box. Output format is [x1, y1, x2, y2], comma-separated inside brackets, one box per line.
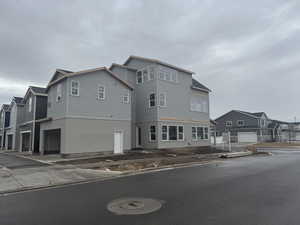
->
[0, 164, 121, 194]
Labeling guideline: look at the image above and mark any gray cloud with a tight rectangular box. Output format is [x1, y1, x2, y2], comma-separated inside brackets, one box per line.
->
[0, 0, 299, 121]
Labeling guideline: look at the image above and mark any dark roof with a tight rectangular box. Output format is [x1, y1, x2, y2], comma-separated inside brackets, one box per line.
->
[251, 112, 265, 117]
[13, 97, 24, 104]
[124, 55, 194, 74]
[192, 79, 211, 92]
[30, 86, 47, 94]
[2, 104, 10, 111]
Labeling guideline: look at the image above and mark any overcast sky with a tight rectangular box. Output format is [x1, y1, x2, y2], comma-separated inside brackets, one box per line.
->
[0, 0, 299, 121]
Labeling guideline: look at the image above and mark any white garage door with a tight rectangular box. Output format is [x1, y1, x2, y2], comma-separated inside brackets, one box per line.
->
[238, 132, 258, 143]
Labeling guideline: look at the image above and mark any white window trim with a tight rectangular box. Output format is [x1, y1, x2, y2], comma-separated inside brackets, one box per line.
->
[149, 93, 156, 108]
[225, 121, 233, 127]
[161, 125, 168, 141]
[136, 70, 143, 84]
[149, 125, 156, 142]
[237, 120, 244, 126]
[70, 80, 80, 97]
[192, 126, 209, 141]
[122, 92, 130, 104]
[28, 97, 32, 112]
[159, 92, 167, 107]
[97, 85, 105, 101]
[178, 125, 184, 141]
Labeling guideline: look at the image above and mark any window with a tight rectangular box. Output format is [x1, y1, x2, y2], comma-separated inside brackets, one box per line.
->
[225, 121, 232, 127]
[190, 95, 208, 113]
[169, 126, 177, 140]
[165, 71, 171, 81]
[171, 72, 178, 82]
[159, 93, 166, 107]
[122, 92, 130, 104]
[143, 69, 148, 82]
[97, 85, 105, 100]
[149, 93, 156, 107]
[237, 120, 244, 126]
[71, 80, 80, 96]
[162, 125, 168, 141]
[192, 127, 197, 141]
[28, 97, 32, 112]
[56, 84, 62, 102]
[136, 71, 143, 84]
[149, 66, 155, 80]
[159, 71, 165, 80]
[193, 126, 209, 141]
[149, 125, 156, 141]
[178, 126, 184, 140]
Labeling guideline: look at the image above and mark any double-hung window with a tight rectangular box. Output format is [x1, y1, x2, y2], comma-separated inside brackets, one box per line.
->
[192, 127, 197, 141]
[159, 93, 166, 107]
[56, 84, 62, 102]
[225, 121, 232, 127]
[28, 97, 32, 112]
[171, 71, 178, 82]
[149, 66, 155, 80]
[149, 125, 156, 141]
[193, 126, 209, 141]
[136, 71, 143, 84]
[237, 120, 244, 126]
[178, 126, 184, 140]
[97, 85, 105, 100]
[143, 69, 148, 82]
[122, 92, 130, 104]
[71, 80, 80, 96]
[162, 125, 168, 141]
[149, 93, 156, 107]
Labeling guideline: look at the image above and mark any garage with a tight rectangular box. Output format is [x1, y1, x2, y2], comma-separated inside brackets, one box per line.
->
[21, 132, 31, 152]
[44, 129, 61, 154]
[238, 132, 258, 143]
[7, 134, 13, 150]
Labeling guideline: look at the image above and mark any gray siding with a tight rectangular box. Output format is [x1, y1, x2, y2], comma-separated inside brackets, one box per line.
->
[47, 81, 67, 119]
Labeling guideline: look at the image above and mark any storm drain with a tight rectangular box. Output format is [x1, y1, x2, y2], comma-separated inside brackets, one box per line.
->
[107, 197, 163, 215]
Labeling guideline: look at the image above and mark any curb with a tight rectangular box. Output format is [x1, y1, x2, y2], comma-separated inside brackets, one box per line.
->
[0, 160, 220, 196]
[220, 151, 253, 158]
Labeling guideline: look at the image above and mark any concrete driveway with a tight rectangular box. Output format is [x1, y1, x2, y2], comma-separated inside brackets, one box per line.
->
[0, 152, 46, 169]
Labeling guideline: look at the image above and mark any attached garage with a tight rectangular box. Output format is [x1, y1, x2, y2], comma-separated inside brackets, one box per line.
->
[7, 134, 13, 150]
[44, 129, 61, 154]
[238, 132, 258, 143]
[21, 131, 31, 152]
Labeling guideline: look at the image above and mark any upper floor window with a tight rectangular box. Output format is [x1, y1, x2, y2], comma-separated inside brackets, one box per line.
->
[149, 66, 155, 80]
[122, 92, 130, 104]
[237, 120, 244, 126]
[136, 71, 143, 84]
[158, 68, 178, 83]
[149, 125, 156, 141]
[28, 97, 32, 112]
[159, 93, 166, 107]
[190, 95, 208, 113]
[149, 93, 156, 107]
[97, 85, 105, 101]
[56, 84, 62, 102]
[225, 121, 232, 127]
[71, 80, 80, 96]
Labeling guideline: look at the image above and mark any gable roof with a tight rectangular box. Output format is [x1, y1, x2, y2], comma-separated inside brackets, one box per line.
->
[191, 78, 211, 92]
[46, 67, 133, 91]
[30, 86, 47, 95]
[1, 104, 10, 112]
[123, 55, 194, 75]
[13, 97, 24, 104]
[109, 63, 137, 72]
[215, 110, 268, 121]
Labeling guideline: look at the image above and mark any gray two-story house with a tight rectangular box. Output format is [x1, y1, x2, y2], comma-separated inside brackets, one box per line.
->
[4, 97, 24, 150]
[0, 104, 11, 150]
[39, 67, 133, 155]
[215, 110, 272, 143]
[18, 86, 48, 152]
[110, 56, 211, 150]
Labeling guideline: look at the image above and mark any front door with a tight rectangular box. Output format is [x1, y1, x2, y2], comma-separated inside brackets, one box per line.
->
[22, 133, 31, 152]
[7, 134, 13, 150]
[114, 131, 123, 154]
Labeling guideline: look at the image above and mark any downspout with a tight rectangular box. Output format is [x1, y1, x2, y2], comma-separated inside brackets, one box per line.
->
[32, 95, 37, 153]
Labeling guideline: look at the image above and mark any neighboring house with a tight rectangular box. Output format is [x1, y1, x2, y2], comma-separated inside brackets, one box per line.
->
[276, 121, 300, 142]
[110, 55, 211, 150]
[0, 104, 11, 150]
[18, 86, 48, 153]
[4, 97, 24, 150]
[215, 110, 272, 143]
[39, 67, 133, 155]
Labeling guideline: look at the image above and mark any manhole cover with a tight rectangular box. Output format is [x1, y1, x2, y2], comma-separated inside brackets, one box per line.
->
[107, 197, 163, 215]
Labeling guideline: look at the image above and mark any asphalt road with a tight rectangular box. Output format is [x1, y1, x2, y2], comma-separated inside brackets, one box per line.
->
[1, 149, 300, 225]
[0, 153, 45, 169]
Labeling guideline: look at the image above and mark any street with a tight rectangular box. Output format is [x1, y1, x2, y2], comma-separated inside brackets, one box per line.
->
[1, 149, 300, 225]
